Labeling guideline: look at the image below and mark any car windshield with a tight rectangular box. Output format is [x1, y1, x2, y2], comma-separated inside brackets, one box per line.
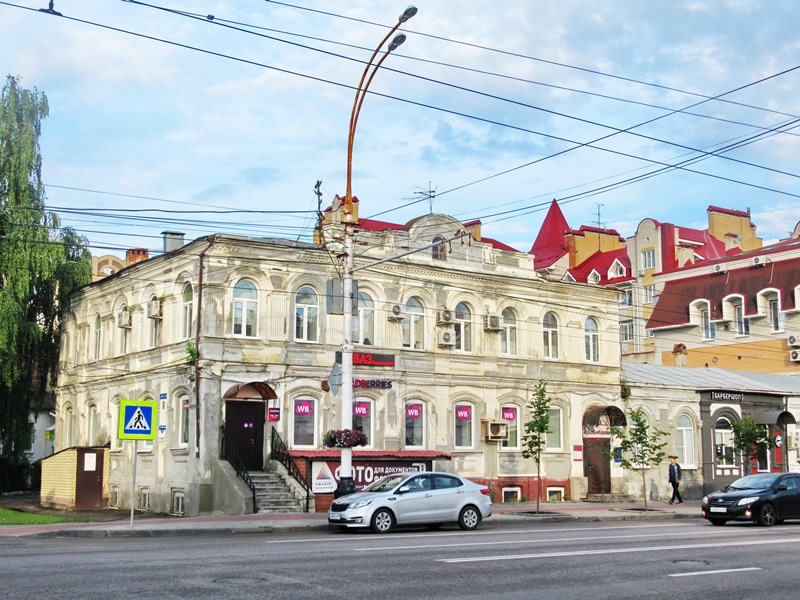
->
[362, 474, 408, 493]
[726, 474, 780, 491]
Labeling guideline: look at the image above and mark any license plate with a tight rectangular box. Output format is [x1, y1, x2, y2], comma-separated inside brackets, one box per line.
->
[329, 513, 341, 520]
[710, 507, 727, 513]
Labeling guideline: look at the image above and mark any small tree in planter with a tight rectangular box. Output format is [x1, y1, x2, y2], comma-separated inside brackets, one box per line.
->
[731, 414, 774, 473]
[521, 380, 552, 513]
[607, 407, 668, 510]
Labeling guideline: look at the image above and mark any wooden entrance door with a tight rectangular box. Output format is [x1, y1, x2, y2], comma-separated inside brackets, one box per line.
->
[75, 448, 104, 508]
[584, 439, 611, 494]
[225, 401, 265, 471]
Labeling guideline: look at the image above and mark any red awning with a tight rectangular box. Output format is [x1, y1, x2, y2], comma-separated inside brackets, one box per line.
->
[289, 449, 451, 460]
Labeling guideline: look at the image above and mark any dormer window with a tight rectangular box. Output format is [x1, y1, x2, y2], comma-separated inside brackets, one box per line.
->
[432, 236, 446, 260]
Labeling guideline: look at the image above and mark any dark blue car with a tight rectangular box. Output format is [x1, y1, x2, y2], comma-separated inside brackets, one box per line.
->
[702, 472, 800, 527]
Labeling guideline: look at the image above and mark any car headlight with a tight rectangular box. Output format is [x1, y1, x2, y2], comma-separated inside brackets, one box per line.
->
[738, 496, 760, 506]
[349, 499, 374, 510]
[702, 496, 708, 504]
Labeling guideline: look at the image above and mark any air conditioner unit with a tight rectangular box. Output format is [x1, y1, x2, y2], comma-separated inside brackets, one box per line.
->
[436, 309, 454, 325]
[790, 349, 800, 363]
[387, 303, 405, 321]
[638, 268, 646, 276]
[752, 256, 765, 267]
[117, 309, 131, 328]
[437, 328, 455, 347]
[146, 299, 162, 319]
[483, 421, 509, 441]
[483, 314, 502, 331]
[713, 264, 727, 274]
[788, 335, 800, 348]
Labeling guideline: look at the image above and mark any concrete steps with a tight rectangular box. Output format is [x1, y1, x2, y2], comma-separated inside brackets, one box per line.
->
[249, 471, 305, 513]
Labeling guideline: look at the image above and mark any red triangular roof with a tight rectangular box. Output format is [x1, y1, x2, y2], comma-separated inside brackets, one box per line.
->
[531, 199, 570, 252]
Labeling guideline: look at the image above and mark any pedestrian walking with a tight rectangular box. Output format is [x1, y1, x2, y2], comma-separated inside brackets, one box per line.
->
[668, 455, 683, 505]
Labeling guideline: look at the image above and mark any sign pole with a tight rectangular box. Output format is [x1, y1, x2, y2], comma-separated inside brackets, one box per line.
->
[130, 439, 138, 527]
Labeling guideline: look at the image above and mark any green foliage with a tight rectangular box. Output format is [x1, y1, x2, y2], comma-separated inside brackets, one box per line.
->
[521, 380, 552, 512]
[608, 407, 668, 510]
[186, 341, 197, 364]
[0, 507, 78, 526]
[731, 414, 774, 471]
[0, 75, 91, 491]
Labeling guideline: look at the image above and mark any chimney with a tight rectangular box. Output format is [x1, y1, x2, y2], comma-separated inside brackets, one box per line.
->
[162, 231, 185, 253]
[126, 248, 150, 265]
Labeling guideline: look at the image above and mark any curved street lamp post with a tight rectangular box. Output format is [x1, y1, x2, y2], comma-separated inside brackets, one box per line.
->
[336, 6, 417, 498]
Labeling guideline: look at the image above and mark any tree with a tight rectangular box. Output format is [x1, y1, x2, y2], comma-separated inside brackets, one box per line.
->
[731, 414, 774, 473]
[521, 380, 552, 513]
[0, 75, 91, 491]
[608, 407, 668, 510]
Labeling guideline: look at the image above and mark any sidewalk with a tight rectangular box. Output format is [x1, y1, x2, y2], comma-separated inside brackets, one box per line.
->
[0, 495, 701, 539]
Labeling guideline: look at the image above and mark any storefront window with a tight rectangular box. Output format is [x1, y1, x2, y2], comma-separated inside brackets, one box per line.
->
[293, 398, 315, 447]
[405, 402, 425, 448]
[500, 405, 519, 449]
[454, 403, 473, 448]
[546, 408, 562, 449]
[352, 399, 372, 447]
[676, 414, 694, 466]
[715, 417, 735, 467]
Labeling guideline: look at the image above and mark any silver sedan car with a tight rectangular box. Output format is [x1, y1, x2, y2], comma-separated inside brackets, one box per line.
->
[327, 471, 493, 533]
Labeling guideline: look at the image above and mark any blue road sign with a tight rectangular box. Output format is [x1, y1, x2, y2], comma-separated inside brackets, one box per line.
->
[118, 400, 158, 441]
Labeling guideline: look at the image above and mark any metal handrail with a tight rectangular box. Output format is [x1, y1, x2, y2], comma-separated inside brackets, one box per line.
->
[270, 427, 311, 512]
[219, 426, 256, 513]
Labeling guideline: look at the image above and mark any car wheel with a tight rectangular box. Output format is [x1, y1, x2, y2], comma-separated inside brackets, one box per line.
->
[708, 518, 727, 526]
[370, 509, 395, 534]
[756, 503, 777, 527]
[458, 505, 481, 530]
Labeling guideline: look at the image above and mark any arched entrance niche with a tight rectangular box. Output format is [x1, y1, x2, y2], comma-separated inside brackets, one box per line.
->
[582, 406, 626, 494]
[223, 382, 277, 471]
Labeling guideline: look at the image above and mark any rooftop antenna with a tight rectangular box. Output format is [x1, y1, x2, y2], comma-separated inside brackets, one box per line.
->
[39, 1, 62, 15]
[414, 182, 437, 214]
[594, 202, 606, 229]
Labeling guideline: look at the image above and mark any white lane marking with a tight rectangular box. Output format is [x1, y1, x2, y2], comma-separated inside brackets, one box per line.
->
[438, 537, 800, 563]
[266, 522, 693, 544]
[669, 567, 762, 578]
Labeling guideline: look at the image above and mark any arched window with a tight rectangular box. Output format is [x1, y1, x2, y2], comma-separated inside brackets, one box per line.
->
[543, 312, 558, 359]
[293, 398, 316, 447]
[352, 398, 373, 447]
[677, 414, 694, 466]
[182, 283, 194, 340]
[93, 314, 102, 360]
[454, 402, 474, 448]
[402, 297, 424, 350]
[177, 395, 191, 447]
[584, 317, 599, 362]
[64, 407, 74, 448]
[454, 302, 472, 352]
[148, 295, 161, 347]
[714, 417, 735, 467]
[294, 286, 319, 342]
[117, 305, 129, 356]
[405, 401, 425, 448]
[354, 291, 374, 346]
[87, 404, 98, 446]
[432, 236, 446, 260]
[547, 407, 563, 449]
[500, 404, 520, 449]
[500, 308, 517, 356]
[232, 280, 258, 337]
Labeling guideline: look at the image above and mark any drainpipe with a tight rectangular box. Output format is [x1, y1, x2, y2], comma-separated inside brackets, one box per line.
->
[194, 235, 217, 458]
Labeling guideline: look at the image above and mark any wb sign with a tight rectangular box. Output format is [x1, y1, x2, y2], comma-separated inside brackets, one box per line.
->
[118, 400, 158, 441]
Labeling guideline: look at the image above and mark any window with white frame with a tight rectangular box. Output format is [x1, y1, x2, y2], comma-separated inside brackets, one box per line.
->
[543, 311, 559, 359]
[546, 408, 562, 449]
[354, 291, 375, 345]
[641, 249, 655, 270]
[454, 302, 472, 352]
[117, 307, 129, 356]
[64, 407, 74, 448]
[643, 284, 656, 304]
[584, 317, 600, 362]
[293, 398, 316, 447]
[402, 297, 424, 350]
[769, 298, 785, 332]
[140, 398, 155, 449]
[178, 395, 190, 447]
[619, 288, 633, 307]
[500, 405, 520, 449]
[93, 314, 102, 360]
[352, 399, 373, 447]
[232, 280, 258, 337]
[181, 283, 194, 340]
[701, 308, 716, 340]
[714, 417, 735, 467]
[620, 320, 634, 343]
[500, 308, 517, 356]
[676, 414, 694, 466]
[294, 286, 319, 342]
[756, 424, 770, 471]
[645, 328, 654, 338]
[112, 401, 123, 449]
[432, 236, 446, 260]
[405, 402, 425, 448]
[734, 302, 750, 336]
[454, 403, 474, 448]
[148, 295, 161, 348]
[87, 404, 98, 446]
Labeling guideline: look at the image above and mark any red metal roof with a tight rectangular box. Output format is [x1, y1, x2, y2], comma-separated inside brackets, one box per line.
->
[531, 199, 570, 253]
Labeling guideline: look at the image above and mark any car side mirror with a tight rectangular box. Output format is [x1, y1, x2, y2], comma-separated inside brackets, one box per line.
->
[397, 485, 410, 494]
[776, 484, 788, 492]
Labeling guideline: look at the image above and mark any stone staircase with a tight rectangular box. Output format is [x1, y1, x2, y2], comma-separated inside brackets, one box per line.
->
[250, 471, 305, 513]
[582, 493, 638, 503]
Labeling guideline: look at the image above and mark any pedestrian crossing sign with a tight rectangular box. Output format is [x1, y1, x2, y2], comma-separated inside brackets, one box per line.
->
[118, 400, 158, 441]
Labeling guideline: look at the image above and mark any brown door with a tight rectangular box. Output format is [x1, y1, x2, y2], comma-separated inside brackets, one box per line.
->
[225, 401, 265, 471]
[584, 439, 611, 494]
[75, 448, 104, 509]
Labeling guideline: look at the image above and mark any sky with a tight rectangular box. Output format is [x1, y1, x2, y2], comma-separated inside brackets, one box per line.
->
[2, 0, 800, 258]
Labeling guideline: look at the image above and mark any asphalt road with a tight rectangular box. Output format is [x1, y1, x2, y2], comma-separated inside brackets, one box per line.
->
[3, 519, 800, 599]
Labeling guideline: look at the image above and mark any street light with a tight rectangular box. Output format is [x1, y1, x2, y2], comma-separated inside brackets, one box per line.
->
[336, 6, 417, 498]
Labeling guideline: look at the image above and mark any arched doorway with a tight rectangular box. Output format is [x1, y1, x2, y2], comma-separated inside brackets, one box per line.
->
[223, 382, 276, 471]
[582, 406, 626, 494]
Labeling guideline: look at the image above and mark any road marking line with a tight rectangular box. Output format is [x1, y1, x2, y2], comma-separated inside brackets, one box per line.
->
[669, 567, 762, 577]
[438, 537, 800, 563]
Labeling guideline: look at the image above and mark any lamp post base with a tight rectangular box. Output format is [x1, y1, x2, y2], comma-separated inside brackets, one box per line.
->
[334, 476, 356, 498]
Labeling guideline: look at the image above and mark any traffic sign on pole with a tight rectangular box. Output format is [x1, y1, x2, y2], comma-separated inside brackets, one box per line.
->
[118, 400, 158, 441]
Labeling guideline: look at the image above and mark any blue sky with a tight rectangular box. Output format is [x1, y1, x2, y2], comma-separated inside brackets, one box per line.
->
[2, 0, 799, 257]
